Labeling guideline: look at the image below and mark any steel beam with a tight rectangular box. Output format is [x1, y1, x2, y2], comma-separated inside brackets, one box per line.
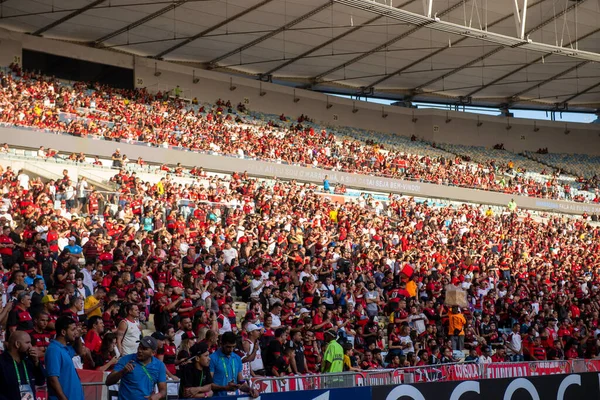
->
[207, 0, 333, 67]
[410, 0, 588, 92]
[312, 0, 467, 83]
[520, 0, 528, 40]
[93, 0, 191, 46]
[508, 61, 590, 100]
[154, 0, 275, 59]
[423, 0, 433, 18]
[560, 81, 600, 105]
[261, 0, 417, 77]
[465, 27, 600, 98]
[363, 0, 544, 90]
[31, 0, 107, 36]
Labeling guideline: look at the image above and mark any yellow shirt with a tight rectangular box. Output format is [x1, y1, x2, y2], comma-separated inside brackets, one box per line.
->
[329, 210, 338, 223]
[84, 295, 101, 317]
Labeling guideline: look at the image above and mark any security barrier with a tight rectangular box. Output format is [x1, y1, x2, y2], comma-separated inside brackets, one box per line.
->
[68, 359, 594, 399]
[252, 371, 365, 393]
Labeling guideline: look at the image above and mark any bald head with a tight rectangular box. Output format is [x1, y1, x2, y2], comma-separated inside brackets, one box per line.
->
[8, 330, 32, 356]
[9, 330, 29, 347]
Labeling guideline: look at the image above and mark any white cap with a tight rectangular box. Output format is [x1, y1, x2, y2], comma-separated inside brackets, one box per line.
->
[246, 323, 261, 333]
[299, 308, 310, 314]
[69, 236, 76, 242]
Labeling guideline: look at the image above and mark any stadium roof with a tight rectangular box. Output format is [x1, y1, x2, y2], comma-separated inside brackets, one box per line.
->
[1, 0, 600, 111]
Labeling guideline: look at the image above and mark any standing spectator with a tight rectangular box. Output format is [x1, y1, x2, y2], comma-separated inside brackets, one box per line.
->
[117, 303, 142, 356]
[84, 286, 106, 318]
[365, 282, 380, 318]
[288, 328, 306, 374]
[321, 330, 344, 373]
[7, 292, 33, 335]
[16, 169, 30, 191]
[65, 181, 76, 211]
[265, 328, 288, 376]
[323, 175, 330, 193]
[112, 149, 123, 168]
[45, 316, 84, 400]
[209, 332, 257, 397]
[84, 316, 104, 354]
[531, 336, 547, 361]
[505, 323, 523, 362]
[448, 306, 466, 350]
[76, 177, 88, 214]
[179, 342, 214, 398]
[241, 323, 264, 377]
[30, 311, 53, 362]
[106, 336, 167, 400]
[0, 331, 45, 400]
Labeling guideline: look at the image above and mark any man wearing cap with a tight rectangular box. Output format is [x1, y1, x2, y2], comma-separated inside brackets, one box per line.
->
[321, 330, 344, 373]
[241, 324, 264, 377]
[106, 336, 167, 400]
[179, 342, 214, 398]
[41, 295, 59, 331]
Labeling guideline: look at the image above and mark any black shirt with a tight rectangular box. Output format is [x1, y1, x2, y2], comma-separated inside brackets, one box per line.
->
[31, 291, 44, 314]
[179, 364, 212, 398]
[290, 341, 306, 374]
[7, 306, 33, 333]
[0, 351, 45, 400]
[264, 340, 282, 372]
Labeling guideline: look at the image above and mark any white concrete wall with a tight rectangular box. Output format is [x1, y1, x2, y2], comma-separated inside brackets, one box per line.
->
[0, 30, 23, 67]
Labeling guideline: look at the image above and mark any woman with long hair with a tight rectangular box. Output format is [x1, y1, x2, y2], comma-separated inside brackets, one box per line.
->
[94, 332, 119, 371]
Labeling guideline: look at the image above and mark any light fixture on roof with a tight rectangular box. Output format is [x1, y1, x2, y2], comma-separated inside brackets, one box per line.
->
[192, 70, 199, 84]
[477, 116, 483, 127]
[352, 101, 358, 113]
[445, 112, 451, 123]
[229, 77, 236, 91]
[293, 89, 300, 103]
[506, 117, 512, 130]
[564, 124, 570, 135]
[381, 106, 388, 119]
[326, 96, 333, 109]
[153, 62, 161, 77]
[259, 82, 266, 97]
[533, 121, 540, 132]
[411, 110, 418, 123]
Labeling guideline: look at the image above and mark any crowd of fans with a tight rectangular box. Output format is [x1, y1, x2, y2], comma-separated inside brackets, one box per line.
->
[1, 66, 600, 398]
[0, 64, 596, 203]
[0, 141, 598, 394]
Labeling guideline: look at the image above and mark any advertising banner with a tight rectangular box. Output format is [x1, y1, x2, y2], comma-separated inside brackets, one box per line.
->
[219, 386, 372, 400]
[372, 372, 599, 400]
[485, 361, 570, 379]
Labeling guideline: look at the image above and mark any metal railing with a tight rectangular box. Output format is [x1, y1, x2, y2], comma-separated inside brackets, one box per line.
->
[50, 359, 595, 399]
[249, 359, 582, 394]
[252, 372, 365, 393]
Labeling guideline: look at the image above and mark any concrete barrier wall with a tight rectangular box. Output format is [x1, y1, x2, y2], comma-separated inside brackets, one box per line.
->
[1, 126, 599, 215]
